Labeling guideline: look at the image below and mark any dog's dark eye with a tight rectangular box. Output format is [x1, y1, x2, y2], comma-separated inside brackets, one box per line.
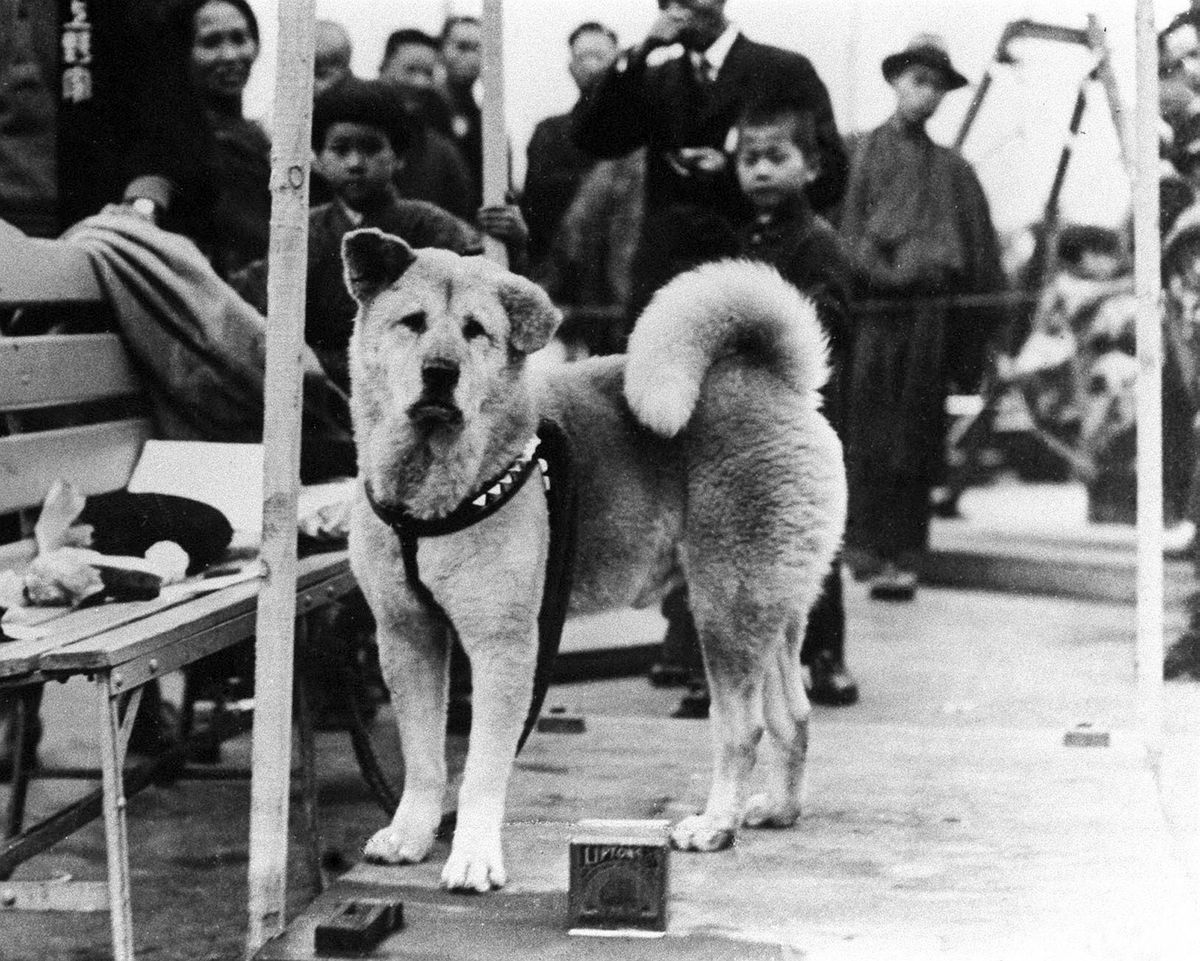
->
[395, 311, 426, 334]
[462, 317, 488, 341]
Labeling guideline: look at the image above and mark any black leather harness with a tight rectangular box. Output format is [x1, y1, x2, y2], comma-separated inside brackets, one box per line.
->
[363, 419, 576, 753]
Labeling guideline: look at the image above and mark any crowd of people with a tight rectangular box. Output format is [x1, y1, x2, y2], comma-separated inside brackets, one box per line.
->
[5, 0, 1192, 770]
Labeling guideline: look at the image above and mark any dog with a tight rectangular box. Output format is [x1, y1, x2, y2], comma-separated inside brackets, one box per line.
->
[343, 228, 846, 892]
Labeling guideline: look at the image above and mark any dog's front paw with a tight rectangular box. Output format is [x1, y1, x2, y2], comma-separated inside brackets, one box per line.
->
[670, 813, 736, 852]
[363, 825, 435, 865]
[742, 793, 801, 829]
[441, 832, 506, 892]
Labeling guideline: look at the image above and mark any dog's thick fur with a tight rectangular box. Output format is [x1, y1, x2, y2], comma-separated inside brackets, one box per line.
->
[344, 229, 846, 892]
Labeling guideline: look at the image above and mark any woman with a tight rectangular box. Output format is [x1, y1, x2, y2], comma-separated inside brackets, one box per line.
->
[172, 0, 271, 278]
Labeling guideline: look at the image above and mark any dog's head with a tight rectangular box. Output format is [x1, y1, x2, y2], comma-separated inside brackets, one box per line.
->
[342, 228, 561, 511]
[343, 228, 560, 435]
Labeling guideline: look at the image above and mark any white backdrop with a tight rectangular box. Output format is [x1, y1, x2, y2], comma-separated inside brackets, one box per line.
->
[240, 0, 1185, 237]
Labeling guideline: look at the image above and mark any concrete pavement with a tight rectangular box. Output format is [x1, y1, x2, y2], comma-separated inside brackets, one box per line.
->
[1, 478, 1198, 959]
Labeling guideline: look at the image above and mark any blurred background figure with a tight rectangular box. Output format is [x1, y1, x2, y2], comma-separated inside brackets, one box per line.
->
[0, 0, 218, 775]
[171, 0, 272, 279]
[439, 14, 483, 207]
[839, 34, 1006, 602]
[523, 21, 621, 278]
[313, 18, 354, 98]
[0, 0, 212, 241]
[572, 0, 847, 338]
[378, 27, 474, 219]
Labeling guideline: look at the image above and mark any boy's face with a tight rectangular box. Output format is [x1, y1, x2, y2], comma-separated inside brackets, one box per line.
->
[736, 119, 817, 212]
[892, 63, 948, 124]
[318, 122, 399, 212]
[382, 43, 440, 91]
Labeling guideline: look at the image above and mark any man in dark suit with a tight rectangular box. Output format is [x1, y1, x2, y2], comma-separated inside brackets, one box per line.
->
[571, 0, 847, 231]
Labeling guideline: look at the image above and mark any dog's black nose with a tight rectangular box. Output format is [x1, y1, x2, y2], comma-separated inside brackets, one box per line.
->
[422, 360, 460, 395]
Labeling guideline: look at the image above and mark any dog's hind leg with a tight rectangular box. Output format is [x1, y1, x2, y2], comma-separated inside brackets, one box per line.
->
[744, 616, 811, 829]
[363, 606, 451, 866]
[669, 600, 776, 852]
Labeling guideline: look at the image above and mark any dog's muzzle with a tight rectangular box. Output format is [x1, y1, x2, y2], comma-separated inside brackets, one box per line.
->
[408, 360, 464, 426]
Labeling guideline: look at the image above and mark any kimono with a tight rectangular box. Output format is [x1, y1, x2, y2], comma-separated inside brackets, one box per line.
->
[839, 115, 1006, 560]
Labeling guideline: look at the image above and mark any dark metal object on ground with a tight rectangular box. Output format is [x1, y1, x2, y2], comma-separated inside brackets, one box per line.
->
[313, 898, 404, 956]
[535, 706, 585, 734]
[1063, 723, 1111, 747]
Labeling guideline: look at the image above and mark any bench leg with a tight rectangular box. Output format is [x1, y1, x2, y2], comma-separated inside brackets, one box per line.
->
[95, 675, 141, 961]
[294, 622, 327, 896]
[4, 684, 43, 843]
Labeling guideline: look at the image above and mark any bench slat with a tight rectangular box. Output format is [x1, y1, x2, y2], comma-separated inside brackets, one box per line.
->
[35, 553, 351, 674]
[68, 567, 358, 691]
[0, 419, 151, 515]
[0, 335, 140, 411]
[0, 232, 102, 305]
[0, 590, 197, 678]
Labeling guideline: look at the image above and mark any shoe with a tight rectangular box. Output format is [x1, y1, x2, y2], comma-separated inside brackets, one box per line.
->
[806, 655, 859, 706]
[843, 547, 883, 582]
[869, 563, 917, 601]
[671, 681, 710, 719]
[930, 495, 963, 519]
[1164, 631, 1200, 680]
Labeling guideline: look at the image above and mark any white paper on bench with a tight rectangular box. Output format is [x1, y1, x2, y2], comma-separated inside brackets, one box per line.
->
[0, 564, 264, 641]
[127, 440, 265, 536]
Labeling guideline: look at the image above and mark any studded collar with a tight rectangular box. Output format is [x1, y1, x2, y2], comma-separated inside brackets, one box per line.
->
[363, 435, 546, 539]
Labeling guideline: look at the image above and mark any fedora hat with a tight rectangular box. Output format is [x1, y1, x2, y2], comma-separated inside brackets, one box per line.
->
[882, 33, 969, 91]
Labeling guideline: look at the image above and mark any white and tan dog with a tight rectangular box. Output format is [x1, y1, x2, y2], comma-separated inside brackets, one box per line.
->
[343, 229, 846, 892]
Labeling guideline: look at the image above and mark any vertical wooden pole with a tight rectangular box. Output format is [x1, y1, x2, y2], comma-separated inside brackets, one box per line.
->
[245, 0, 315, 956]
[480, 0, 508, 266]
[1133, 0, 1163, 765]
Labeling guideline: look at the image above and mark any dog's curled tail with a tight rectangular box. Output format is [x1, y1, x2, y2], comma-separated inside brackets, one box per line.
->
[624, 259, 830, 438]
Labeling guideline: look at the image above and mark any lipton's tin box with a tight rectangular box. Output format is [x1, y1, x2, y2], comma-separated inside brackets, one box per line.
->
[568, 820, 669, 937]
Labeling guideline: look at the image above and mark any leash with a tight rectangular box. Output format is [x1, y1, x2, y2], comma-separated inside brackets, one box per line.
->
[363, 419, 577, 756]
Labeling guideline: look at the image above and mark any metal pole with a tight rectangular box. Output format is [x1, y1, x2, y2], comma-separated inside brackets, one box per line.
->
[245, 0, 315, 955]
[480, 0, 508, 266]
[1133, 0, 1163, 765]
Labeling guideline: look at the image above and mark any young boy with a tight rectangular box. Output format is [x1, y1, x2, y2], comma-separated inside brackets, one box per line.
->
[734, 93, 859, 705]
[839, 35, 1006, 601]
[232, 76, 528, 393]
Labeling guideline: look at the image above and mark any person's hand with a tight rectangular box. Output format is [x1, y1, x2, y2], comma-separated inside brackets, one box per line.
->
[477, 204, 529, 248]
[645, 7, 689, 51]
[665, 146, 727, 177]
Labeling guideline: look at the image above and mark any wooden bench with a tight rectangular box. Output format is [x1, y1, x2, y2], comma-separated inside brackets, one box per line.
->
[0, 226, 357, 960]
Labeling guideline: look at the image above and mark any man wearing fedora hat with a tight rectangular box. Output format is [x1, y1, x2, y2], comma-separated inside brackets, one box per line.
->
[840, 34, 1006, 602]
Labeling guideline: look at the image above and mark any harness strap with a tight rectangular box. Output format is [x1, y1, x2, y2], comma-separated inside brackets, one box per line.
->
[364, 419, 576, 754]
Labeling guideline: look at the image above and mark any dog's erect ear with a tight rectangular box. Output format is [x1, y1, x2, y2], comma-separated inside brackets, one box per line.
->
[342, 228, 416, 302]
[497, 274, 561, 354]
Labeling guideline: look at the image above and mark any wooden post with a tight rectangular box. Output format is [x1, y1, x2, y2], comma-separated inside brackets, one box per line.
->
[1133, 0, 1163, 764]
[480, 0, 508, 266]
[245, 1, 316, 956]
